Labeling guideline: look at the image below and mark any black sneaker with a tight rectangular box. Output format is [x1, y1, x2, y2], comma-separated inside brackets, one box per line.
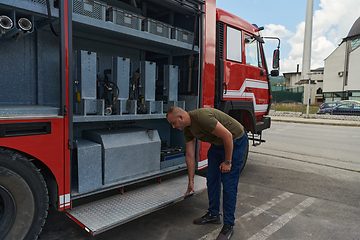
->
[193, 212, 222, 225]
[216, 224, 234, 240]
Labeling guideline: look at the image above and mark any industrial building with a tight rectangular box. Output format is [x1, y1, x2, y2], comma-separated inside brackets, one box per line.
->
[323, 17, 360, 102]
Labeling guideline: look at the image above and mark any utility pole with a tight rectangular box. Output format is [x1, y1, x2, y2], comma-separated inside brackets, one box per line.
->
[301, 0, 314, 117]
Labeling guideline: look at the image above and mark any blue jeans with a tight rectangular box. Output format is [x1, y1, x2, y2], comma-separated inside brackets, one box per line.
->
[206, 133, 248, 226]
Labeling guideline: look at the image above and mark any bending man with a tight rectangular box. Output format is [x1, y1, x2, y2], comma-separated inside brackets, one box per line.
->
[166, 106, 248, 240]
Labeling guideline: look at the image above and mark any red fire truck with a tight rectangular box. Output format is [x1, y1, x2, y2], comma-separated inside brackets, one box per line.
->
[0, 0, 279, 238]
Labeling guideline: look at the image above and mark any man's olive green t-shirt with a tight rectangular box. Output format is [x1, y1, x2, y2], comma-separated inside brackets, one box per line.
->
[183, 108, 244, 146]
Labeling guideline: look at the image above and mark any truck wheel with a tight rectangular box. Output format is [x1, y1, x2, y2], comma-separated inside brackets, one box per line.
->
[240, 140, 249, 172]
[0, 148, 48, 240]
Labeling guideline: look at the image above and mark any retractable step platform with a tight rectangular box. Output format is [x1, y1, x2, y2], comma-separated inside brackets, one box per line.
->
[65, 174, 207, 235]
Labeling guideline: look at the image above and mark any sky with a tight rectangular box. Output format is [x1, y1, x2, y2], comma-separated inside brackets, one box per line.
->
[216, 0, 360, 74]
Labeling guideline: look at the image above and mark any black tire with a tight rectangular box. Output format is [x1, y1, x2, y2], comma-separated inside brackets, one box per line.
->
[240, 140, 249, 172]
[0, 148, 48, 240]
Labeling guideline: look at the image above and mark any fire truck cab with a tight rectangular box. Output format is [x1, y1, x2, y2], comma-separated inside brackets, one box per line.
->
[0, 0, 279, 238]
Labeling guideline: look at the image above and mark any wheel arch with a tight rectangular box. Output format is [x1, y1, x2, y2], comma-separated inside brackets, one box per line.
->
[0, 146, 59, 209]
[217, 101, 257, 133]
[0, 146, 50, 239]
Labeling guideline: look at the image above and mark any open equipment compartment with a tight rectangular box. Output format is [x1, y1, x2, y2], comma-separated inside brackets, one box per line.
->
[68, 0, 203, 197]
[0, 0, 203, 197]
[0, 0, 61, 117]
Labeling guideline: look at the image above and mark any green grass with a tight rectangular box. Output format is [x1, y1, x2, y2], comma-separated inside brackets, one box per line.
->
[270, 103, 319, 114]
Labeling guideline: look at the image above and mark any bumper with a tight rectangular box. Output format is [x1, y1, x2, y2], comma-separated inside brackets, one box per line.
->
[255, 116, 271, 133]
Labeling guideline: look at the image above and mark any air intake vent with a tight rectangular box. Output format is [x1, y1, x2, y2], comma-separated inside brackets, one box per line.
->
[215, 21, 225, 107]
[217, 22, 224, 59]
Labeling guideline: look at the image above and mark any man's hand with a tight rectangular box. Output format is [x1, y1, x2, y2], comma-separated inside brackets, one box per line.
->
[219, 162, 231, 173]
[184, 181, 195, 196]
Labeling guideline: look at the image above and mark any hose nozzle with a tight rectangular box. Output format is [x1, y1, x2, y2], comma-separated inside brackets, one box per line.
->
[0, 15, 13, 36]
[15, 18, 32, 42]
[18, 18, 32, 31]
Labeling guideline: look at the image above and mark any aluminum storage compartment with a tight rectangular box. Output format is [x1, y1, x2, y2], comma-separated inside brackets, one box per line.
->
[75, 139, 103, 194]
[25, 0, 53, 6]
[172, 27, 194, 44]
[107, 7, 142, 31]
[142, 61, 156, 102]
[75, 50, 98, 115]
[143, 18, 172, 38]
[73, 0, 107, 21]
[82, 127, 161, 185]
[164, 65, 179, 102]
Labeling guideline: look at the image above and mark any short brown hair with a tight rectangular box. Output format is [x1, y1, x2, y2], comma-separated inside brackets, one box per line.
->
[166, 106, 186, 118]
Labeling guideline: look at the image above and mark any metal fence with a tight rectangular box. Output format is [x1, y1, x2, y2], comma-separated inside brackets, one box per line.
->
[271, 86, 304, 103]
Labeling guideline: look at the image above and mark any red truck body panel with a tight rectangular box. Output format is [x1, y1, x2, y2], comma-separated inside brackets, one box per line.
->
[0, 118, 68, 208]
[198, 6, 270, 169]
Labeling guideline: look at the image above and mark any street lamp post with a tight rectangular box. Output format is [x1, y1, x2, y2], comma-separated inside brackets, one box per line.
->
[302, 0, 314, 117]
[306, 72, 312, 118]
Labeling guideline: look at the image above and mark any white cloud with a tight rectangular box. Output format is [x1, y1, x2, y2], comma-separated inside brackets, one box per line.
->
[262, 24, 293, 39]
[261, 24, 295, 71]
[287, 22, 306, 58]
[279, 0, 360, 74]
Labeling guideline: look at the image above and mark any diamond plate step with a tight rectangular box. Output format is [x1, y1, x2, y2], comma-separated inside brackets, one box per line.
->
[66, 174, 207, 235]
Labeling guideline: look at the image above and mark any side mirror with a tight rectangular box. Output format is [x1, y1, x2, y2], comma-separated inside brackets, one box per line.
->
[273, 49, 280, 69]
[271, 70, 279, 77]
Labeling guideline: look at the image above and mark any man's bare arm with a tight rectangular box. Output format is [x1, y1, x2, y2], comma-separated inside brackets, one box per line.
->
[212, 121, 233, 173]
[185, 138, 196, 195]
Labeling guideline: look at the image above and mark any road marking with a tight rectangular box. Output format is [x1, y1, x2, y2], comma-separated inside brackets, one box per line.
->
[241, 192, 293, 221]
[247, 197, 316, 240]
[197, 192, 293, 240]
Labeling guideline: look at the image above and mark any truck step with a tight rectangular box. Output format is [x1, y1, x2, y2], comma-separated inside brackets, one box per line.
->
[65, 174, 207, 235]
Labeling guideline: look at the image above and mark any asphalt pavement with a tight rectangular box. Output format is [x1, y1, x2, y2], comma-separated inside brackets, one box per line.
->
[39, 114, 360, 240]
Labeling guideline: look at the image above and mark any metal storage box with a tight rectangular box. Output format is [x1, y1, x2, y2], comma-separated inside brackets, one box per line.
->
[73, 0, 107, 21]
[172, 27, 194, 44]
[76, 50, 98, 114]
[111, 57, 130, 100]
[75, 139, 102, 193]
[143, 18, 172, 38]
[164, 65, 179, 102]
[83, 128, 161, 185]
[25, 0, 53, 6]
[142, 61, 156, 102]
[107, 7, 142, 30]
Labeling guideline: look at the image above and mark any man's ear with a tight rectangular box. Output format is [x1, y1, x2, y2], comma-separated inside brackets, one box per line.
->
[178, 114, 183, 121]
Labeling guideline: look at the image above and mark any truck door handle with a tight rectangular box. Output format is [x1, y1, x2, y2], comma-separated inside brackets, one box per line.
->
[245, 88, 252, 92]
[223, 82, 227, 94]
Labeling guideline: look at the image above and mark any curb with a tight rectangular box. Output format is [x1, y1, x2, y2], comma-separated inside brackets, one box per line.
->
[270, 116, 360, 127]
